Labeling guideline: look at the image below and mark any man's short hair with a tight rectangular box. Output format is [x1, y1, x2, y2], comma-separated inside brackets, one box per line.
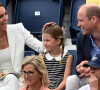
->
[86, 6, 100, 21]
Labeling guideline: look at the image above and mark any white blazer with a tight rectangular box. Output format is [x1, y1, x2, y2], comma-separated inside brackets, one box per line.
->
[7, 23, 43, 72]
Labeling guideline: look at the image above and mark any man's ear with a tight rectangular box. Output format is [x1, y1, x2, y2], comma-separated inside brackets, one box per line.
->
[91, 16, 97, 24]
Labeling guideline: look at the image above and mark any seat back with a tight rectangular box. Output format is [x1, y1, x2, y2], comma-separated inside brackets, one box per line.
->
[15, 0, 63, 34]
[24, 51, 35, 57]
[0, 0, 6, 8]
[69, 0, 86, 44]
[68, 50, 77, 75]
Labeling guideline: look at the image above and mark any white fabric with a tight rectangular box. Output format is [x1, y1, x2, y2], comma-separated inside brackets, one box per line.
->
[7, 23, 44, 72]
[78, 84, 90, 90]
[0, 47, 14, 74]
[65, 75, 88, 90]
[0, 47, 11, 64]
[44, 48, 68, 61]
[0, 74, 19, 90]
[0, 23, 44, 90]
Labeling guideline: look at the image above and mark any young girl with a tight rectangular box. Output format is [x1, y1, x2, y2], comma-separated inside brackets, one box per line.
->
[39, 24, 73, 90]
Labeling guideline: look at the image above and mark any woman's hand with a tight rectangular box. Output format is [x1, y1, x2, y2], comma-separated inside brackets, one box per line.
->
[42, 22, 56, 31]
[39, 53, 43, 59]
[0, 73, 6, 77]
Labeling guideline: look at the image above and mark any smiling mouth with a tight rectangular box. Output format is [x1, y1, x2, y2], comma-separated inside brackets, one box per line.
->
[45, 46, 49, 48]
[25, 79, 31, 82]
[81, 28, 85, 31]
[2, 22, 7, 27]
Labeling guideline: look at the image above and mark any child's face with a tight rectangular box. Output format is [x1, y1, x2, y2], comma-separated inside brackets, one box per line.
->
[43, 33, 60, 51]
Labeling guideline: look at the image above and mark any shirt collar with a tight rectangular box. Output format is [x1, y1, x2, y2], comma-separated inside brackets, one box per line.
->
[44, 48, 68, 61]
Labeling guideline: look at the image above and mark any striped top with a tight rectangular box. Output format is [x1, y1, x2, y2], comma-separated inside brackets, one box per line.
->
[43, 49, 70, 89]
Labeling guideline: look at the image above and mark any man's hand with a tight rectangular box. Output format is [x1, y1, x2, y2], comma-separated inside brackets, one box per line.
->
[79, 67, 90, 80]
[76, 61, 90, 79]
[89, 74, 98, 90]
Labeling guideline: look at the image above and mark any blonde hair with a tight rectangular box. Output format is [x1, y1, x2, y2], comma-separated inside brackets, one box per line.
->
[21, 55, 50, 87]
[42, 25, 64, 64]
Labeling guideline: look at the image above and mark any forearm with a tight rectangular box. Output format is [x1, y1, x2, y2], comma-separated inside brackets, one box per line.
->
[55, 80, 65, 90]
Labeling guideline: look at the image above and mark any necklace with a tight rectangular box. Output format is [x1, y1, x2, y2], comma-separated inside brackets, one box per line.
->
[4, 40, 7, 43]
[0, 39, 7, 43]
[0, 31, 8, 43]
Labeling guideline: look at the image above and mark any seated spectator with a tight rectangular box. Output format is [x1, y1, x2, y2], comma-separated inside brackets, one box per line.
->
[39, 24, 73, 90]
[0, 1, 55, 89]
[0, 2, 44, 90]
[19, 55, 50, 90]
[65, 3, 100, 90]
[79, 54, 100, 90]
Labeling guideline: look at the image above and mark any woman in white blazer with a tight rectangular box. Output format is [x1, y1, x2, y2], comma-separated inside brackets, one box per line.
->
[0, 2, 44, 90]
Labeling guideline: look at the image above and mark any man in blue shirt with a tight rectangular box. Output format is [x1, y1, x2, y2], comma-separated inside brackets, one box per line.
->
[66, 3, 100, 90]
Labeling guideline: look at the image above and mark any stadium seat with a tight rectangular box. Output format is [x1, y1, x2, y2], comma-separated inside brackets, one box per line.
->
[24, 51, 35, 57]
[69, 0, 86, 44]
[15, 0, 63, 34]
[0, 0, 6, 7]
[68, 50, 77, 75]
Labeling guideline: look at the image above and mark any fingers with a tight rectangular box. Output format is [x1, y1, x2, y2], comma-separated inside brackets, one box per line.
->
[42, 22, 56, 31]
[89, 73, 98, 79]
[79, 73, 89, 80]
[83, 76, 89, 80]
[0, 73, 6, 77]
[79, 61, 89, 66]
[89, 73, 98, 89]
[44, 22, 56, 25]
[76, 61, 90, 80]
[79, 71, 89, 77]
[76, 61, 89, 73]
[79, 67, 90, 80]
[77, 66, 86, 73]
[84, 67, 90, 73]
[79, 72, 85, 77]
[78, 67, 90, 79]
[76, 61, 88, 70]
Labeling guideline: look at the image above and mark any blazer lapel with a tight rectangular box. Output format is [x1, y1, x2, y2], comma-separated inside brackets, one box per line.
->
[84, 35, 91, 60]
[7, 27, 16, 65]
